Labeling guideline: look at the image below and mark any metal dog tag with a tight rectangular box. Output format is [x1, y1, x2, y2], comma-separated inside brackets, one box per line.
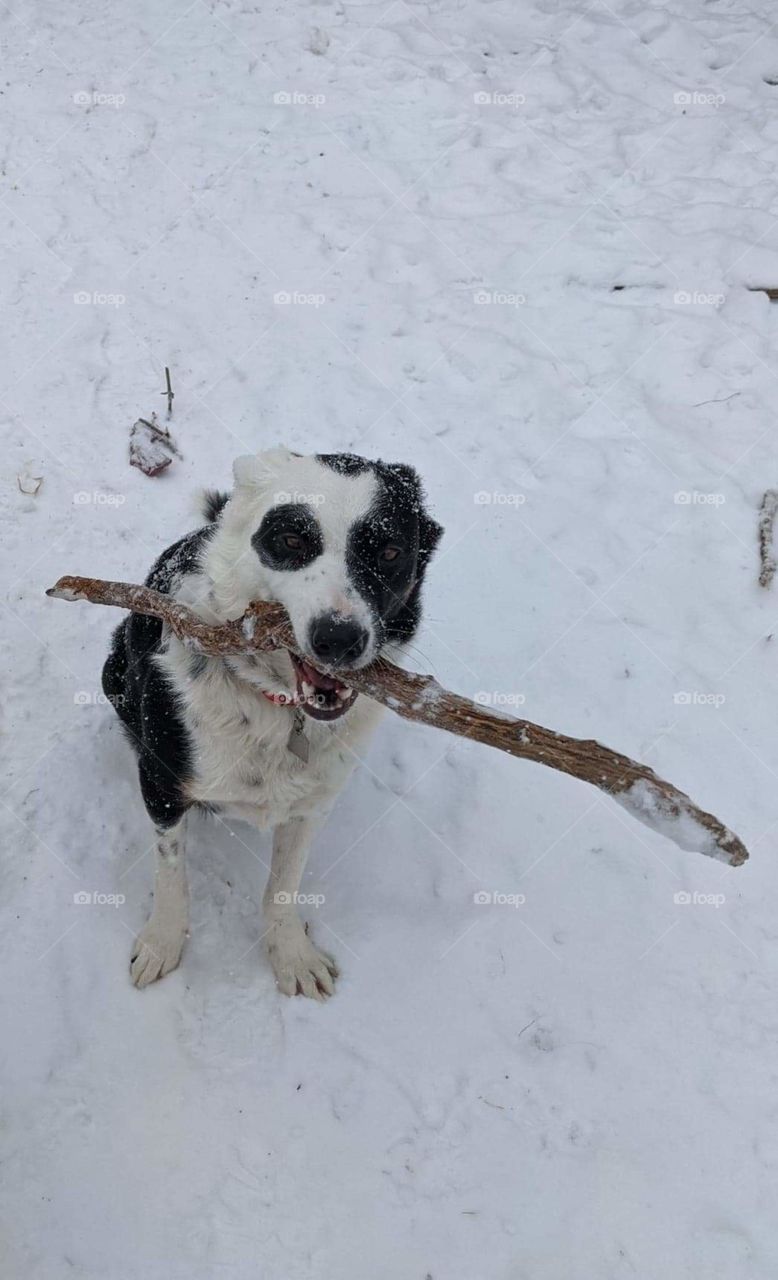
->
[287, 709, 310, 763]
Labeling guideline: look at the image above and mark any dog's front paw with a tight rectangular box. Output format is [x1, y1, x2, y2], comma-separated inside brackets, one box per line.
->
[130, 919, 187, 988]
[267, 925, 338, 1000]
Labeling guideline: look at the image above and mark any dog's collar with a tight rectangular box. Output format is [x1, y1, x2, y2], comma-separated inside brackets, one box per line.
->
[260, 690, 300, 708]
[256, 691, 309, 760]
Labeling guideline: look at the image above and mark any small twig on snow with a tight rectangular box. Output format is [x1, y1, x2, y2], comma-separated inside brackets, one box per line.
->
[162, 366, 174, 418]
[758, 489, 778, 588]
[691, 392, 741, 408]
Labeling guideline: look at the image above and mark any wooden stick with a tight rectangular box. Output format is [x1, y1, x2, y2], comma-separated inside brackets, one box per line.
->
[747, 286, 778, 301]
[162, 366, 174, 417]
[759, 489, 778, 588]
[46, 574, 749, 867]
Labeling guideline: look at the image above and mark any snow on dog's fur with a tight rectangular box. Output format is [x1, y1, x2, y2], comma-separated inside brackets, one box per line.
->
[102, 448, 442, 997]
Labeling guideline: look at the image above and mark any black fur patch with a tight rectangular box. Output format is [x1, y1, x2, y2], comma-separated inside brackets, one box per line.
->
[202, 489, 230, 522]
[102, 526, 215, 829]
[317, 452, 371, 476]
[344, 460, 443, 645]
[147, 526, 215, 593]
[251, 502, 323, 571]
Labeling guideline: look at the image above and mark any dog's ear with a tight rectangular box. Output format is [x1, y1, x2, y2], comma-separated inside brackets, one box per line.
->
[382, 461, 443, 570]
[418, 509, 443, 570]
[232, 447, 293, 492]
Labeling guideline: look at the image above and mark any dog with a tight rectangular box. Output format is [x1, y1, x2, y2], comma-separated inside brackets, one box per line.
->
[102, 448, 442, 998]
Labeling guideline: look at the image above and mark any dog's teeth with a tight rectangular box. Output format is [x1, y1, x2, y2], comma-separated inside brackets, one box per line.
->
[337, 686, 352, 702]
[302, 681, 315, 699]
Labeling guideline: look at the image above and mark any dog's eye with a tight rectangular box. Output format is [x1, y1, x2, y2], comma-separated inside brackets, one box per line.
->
[381, 545, 402, 562]
[283, 533, 305, 551]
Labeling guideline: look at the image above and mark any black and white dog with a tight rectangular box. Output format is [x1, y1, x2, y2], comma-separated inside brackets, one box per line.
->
[103, 448, 442, 998]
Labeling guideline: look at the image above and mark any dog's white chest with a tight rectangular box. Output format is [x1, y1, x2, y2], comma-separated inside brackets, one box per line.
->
[160, 644, 383, 828]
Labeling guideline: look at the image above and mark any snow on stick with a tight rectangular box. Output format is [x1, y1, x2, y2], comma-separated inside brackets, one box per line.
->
[46, 574, 749, 867]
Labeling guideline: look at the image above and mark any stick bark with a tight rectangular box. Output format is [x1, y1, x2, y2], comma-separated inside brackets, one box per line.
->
[46, 574, 749, 867]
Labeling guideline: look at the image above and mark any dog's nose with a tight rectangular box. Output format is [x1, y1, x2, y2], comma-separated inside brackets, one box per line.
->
[309, 614, 369, 666]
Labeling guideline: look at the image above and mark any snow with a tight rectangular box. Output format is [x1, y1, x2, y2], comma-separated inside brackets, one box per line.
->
[3, 0, 778, 1276]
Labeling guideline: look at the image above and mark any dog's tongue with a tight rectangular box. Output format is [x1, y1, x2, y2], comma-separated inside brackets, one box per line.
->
[297, 658, 341, 692]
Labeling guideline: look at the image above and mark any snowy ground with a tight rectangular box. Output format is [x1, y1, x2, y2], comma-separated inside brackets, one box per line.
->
[3, 0, 778, 1275]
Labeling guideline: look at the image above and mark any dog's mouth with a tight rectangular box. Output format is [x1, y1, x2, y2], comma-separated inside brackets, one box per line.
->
[289, 653, 358, 721]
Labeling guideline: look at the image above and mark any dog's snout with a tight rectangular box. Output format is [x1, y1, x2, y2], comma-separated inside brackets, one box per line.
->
[309, 613, 369, 666]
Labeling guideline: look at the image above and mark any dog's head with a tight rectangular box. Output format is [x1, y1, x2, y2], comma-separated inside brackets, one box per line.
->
[207, 448, 442, 720]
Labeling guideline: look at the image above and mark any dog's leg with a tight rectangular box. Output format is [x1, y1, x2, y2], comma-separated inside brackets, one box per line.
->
[130, 817, 189, 988]
[263, 815, 338, 1000]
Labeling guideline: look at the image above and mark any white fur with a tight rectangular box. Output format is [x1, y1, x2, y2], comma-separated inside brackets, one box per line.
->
[131, 819, 189, 987]
[263, 815, 338, 999]
[161, 638, 385, 827]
